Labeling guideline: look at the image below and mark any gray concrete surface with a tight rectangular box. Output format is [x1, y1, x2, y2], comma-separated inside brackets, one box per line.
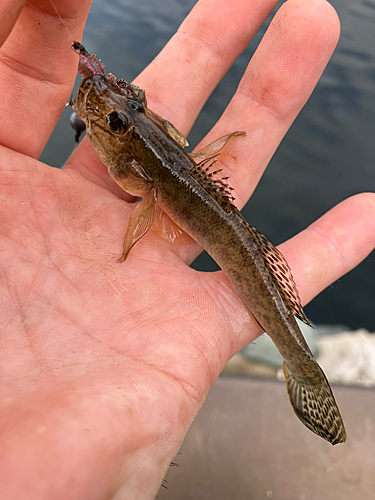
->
[158, 376, 375, 500]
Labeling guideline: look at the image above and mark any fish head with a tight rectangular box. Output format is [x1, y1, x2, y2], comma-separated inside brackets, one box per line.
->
[72, 42, 147, 168]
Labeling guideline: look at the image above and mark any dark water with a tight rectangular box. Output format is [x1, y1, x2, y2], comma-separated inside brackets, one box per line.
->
[41, 0, 375, 331]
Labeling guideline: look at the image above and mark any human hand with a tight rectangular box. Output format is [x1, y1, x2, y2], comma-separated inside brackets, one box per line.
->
[0, 0, 374, 499]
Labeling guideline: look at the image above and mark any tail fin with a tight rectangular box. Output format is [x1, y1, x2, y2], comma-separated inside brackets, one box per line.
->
[283, 362, 347, 445]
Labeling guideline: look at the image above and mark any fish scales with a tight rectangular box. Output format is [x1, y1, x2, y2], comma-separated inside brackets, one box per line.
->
[72, 42, 346, 445]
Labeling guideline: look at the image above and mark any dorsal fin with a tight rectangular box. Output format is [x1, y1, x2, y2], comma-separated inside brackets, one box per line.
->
[241, 221, 312, 327]
[190, 131, 245, 159]
[187, 131, 247, 211]
[189, 157, 236, 212]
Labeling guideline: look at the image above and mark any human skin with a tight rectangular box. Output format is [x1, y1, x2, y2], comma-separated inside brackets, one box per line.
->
[0, 0, 374, 499]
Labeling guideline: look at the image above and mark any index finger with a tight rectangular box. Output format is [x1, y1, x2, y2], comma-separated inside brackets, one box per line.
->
[0, 0, 91, 159]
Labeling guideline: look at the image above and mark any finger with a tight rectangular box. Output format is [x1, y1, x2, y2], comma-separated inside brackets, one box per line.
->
[66, 0, 279, 182]
[200, 0, 341, 209]
[0, 0, 25, 49]
[134, 0, 279, 133]
[279, 193, 375, 307]
[171, 0, 341, 263]
[0, 0, 91, 158]
[202, 193, 375, 359]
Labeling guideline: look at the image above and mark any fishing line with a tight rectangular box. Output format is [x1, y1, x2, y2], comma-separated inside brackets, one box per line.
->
[49, 0, 75, 42]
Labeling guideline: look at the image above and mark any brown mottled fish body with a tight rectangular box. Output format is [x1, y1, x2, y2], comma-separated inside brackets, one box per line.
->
[72, 42, 346, 445]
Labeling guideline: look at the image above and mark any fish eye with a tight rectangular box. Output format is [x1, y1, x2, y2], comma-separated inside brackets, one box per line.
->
[106, 111, 128, 134]
[128, 99, 143, 112]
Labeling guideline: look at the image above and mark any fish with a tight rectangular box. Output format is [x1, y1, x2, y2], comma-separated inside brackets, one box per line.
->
[71, 41, 346, 445]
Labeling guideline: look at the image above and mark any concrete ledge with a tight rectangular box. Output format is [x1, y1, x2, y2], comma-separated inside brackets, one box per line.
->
[159, 375, 375, 500]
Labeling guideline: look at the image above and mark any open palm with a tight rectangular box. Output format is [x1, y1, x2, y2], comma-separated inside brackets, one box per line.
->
[1, 0, 374, 499]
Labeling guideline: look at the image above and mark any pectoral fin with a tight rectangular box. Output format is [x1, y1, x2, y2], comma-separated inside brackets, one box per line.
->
[119, 188, 158, 262]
